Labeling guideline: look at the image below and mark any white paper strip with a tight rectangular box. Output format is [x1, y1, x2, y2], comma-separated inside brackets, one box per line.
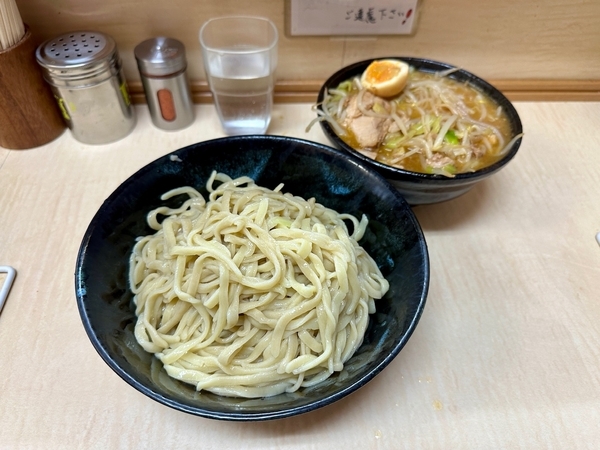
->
[289, 0, 419, 36]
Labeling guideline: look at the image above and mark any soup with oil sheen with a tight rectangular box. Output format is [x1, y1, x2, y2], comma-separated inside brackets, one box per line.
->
[318, 67, 513, 178]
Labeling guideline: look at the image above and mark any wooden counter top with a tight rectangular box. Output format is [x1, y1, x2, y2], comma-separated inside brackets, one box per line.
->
[1, 102, 599, 449]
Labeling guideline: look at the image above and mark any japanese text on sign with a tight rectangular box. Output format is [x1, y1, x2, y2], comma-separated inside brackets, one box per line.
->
[345, 7, 413, 25]
[289, 0, 419, 36]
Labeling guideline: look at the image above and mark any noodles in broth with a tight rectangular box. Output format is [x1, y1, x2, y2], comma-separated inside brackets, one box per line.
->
[129, 172, 389, 398]
[311, 65, 522, 177]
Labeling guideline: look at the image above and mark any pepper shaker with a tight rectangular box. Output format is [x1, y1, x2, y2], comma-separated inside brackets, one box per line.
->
[134, 37, 195, 131]
[35, 31, 136, 145]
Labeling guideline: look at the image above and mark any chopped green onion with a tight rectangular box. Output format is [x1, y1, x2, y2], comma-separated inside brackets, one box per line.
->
[372, 102, 386, 114]
[268, 217, 293, 229]
[409, 122, 425, 136]
[443, 164, 457, 174]
[383, 133, 403, 148]
[431, 116, 441, 134]
[444, 130, 459, 145]
[338, 80, 353, 92]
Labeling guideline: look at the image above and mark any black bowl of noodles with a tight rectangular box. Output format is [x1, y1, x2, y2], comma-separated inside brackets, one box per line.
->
[314, 57, 524, 205]
[75, 135, 429, 421]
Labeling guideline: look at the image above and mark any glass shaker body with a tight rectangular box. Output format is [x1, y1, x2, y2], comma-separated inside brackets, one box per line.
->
[135, 37, 195, 131]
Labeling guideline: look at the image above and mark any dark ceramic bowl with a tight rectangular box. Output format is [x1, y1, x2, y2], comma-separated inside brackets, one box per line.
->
[317, 57, 524, 205]
[75, 135, 429, 421]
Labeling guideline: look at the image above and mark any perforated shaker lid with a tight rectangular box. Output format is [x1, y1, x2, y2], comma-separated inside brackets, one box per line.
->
[134, 37, 187, 77]
[36, 31, 117, 70]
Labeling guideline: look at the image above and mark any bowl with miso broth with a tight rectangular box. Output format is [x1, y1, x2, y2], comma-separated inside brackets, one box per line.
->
[312, 57, 524, 205]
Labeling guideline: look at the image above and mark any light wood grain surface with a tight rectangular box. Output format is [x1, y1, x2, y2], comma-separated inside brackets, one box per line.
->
[1, 102, 600, 449]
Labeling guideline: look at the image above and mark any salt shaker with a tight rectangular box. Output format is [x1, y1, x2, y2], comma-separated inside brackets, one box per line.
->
[35, 31, 136, 145]
[134, 37, 194, 131]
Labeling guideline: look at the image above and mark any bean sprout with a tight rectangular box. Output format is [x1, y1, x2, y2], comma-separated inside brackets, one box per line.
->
[309, 66, 517, 176]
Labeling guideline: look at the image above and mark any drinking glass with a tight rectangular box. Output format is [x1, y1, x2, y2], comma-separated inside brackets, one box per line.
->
[199, 16, 278, 135]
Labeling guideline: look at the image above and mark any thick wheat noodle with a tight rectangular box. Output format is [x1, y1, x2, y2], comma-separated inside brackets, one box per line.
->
[129, 171, 389, 398]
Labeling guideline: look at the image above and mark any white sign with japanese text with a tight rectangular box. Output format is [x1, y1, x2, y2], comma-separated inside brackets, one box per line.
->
[289, 0, 419, 36]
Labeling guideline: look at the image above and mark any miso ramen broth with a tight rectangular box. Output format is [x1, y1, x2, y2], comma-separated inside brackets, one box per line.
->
[314, 67, 516, 177]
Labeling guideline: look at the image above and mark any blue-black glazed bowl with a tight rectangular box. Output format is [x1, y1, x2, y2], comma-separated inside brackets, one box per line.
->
[317, 57, 524, 205]
[75, 135, 429, 421]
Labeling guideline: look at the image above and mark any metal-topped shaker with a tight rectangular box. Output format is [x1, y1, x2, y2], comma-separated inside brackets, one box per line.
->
[35, 31, 136, 145]
[134, 37, 194, 131]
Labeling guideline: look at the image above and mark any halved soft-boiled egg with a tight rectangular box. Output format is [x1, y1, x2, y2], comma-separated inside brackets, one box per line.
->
[360, 59, 410, 97]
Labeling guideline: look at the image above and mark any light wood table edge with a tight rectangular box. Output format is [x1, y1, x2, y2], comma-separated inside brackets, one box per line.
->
[127, 79, 600, 104]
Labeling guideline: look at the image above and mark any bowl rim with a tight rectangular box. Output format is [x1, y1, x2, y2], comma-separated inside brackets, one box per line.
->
[75, 135, 430, 421]
[316, 57, 524, 183]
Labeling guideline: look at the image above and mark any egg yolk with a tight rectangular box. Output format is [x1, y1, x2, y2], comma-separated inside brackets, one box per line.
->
[364, 61, 401, 83]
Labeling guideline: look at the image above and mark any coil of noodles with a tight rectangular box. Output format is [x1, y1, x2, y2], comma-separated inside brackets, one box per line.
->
[129, 171, 389, 398]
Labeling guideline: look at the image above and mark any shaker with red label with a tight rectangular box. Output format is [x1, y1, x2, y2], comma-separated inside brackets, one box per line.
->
[134, 37, 195, 131]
